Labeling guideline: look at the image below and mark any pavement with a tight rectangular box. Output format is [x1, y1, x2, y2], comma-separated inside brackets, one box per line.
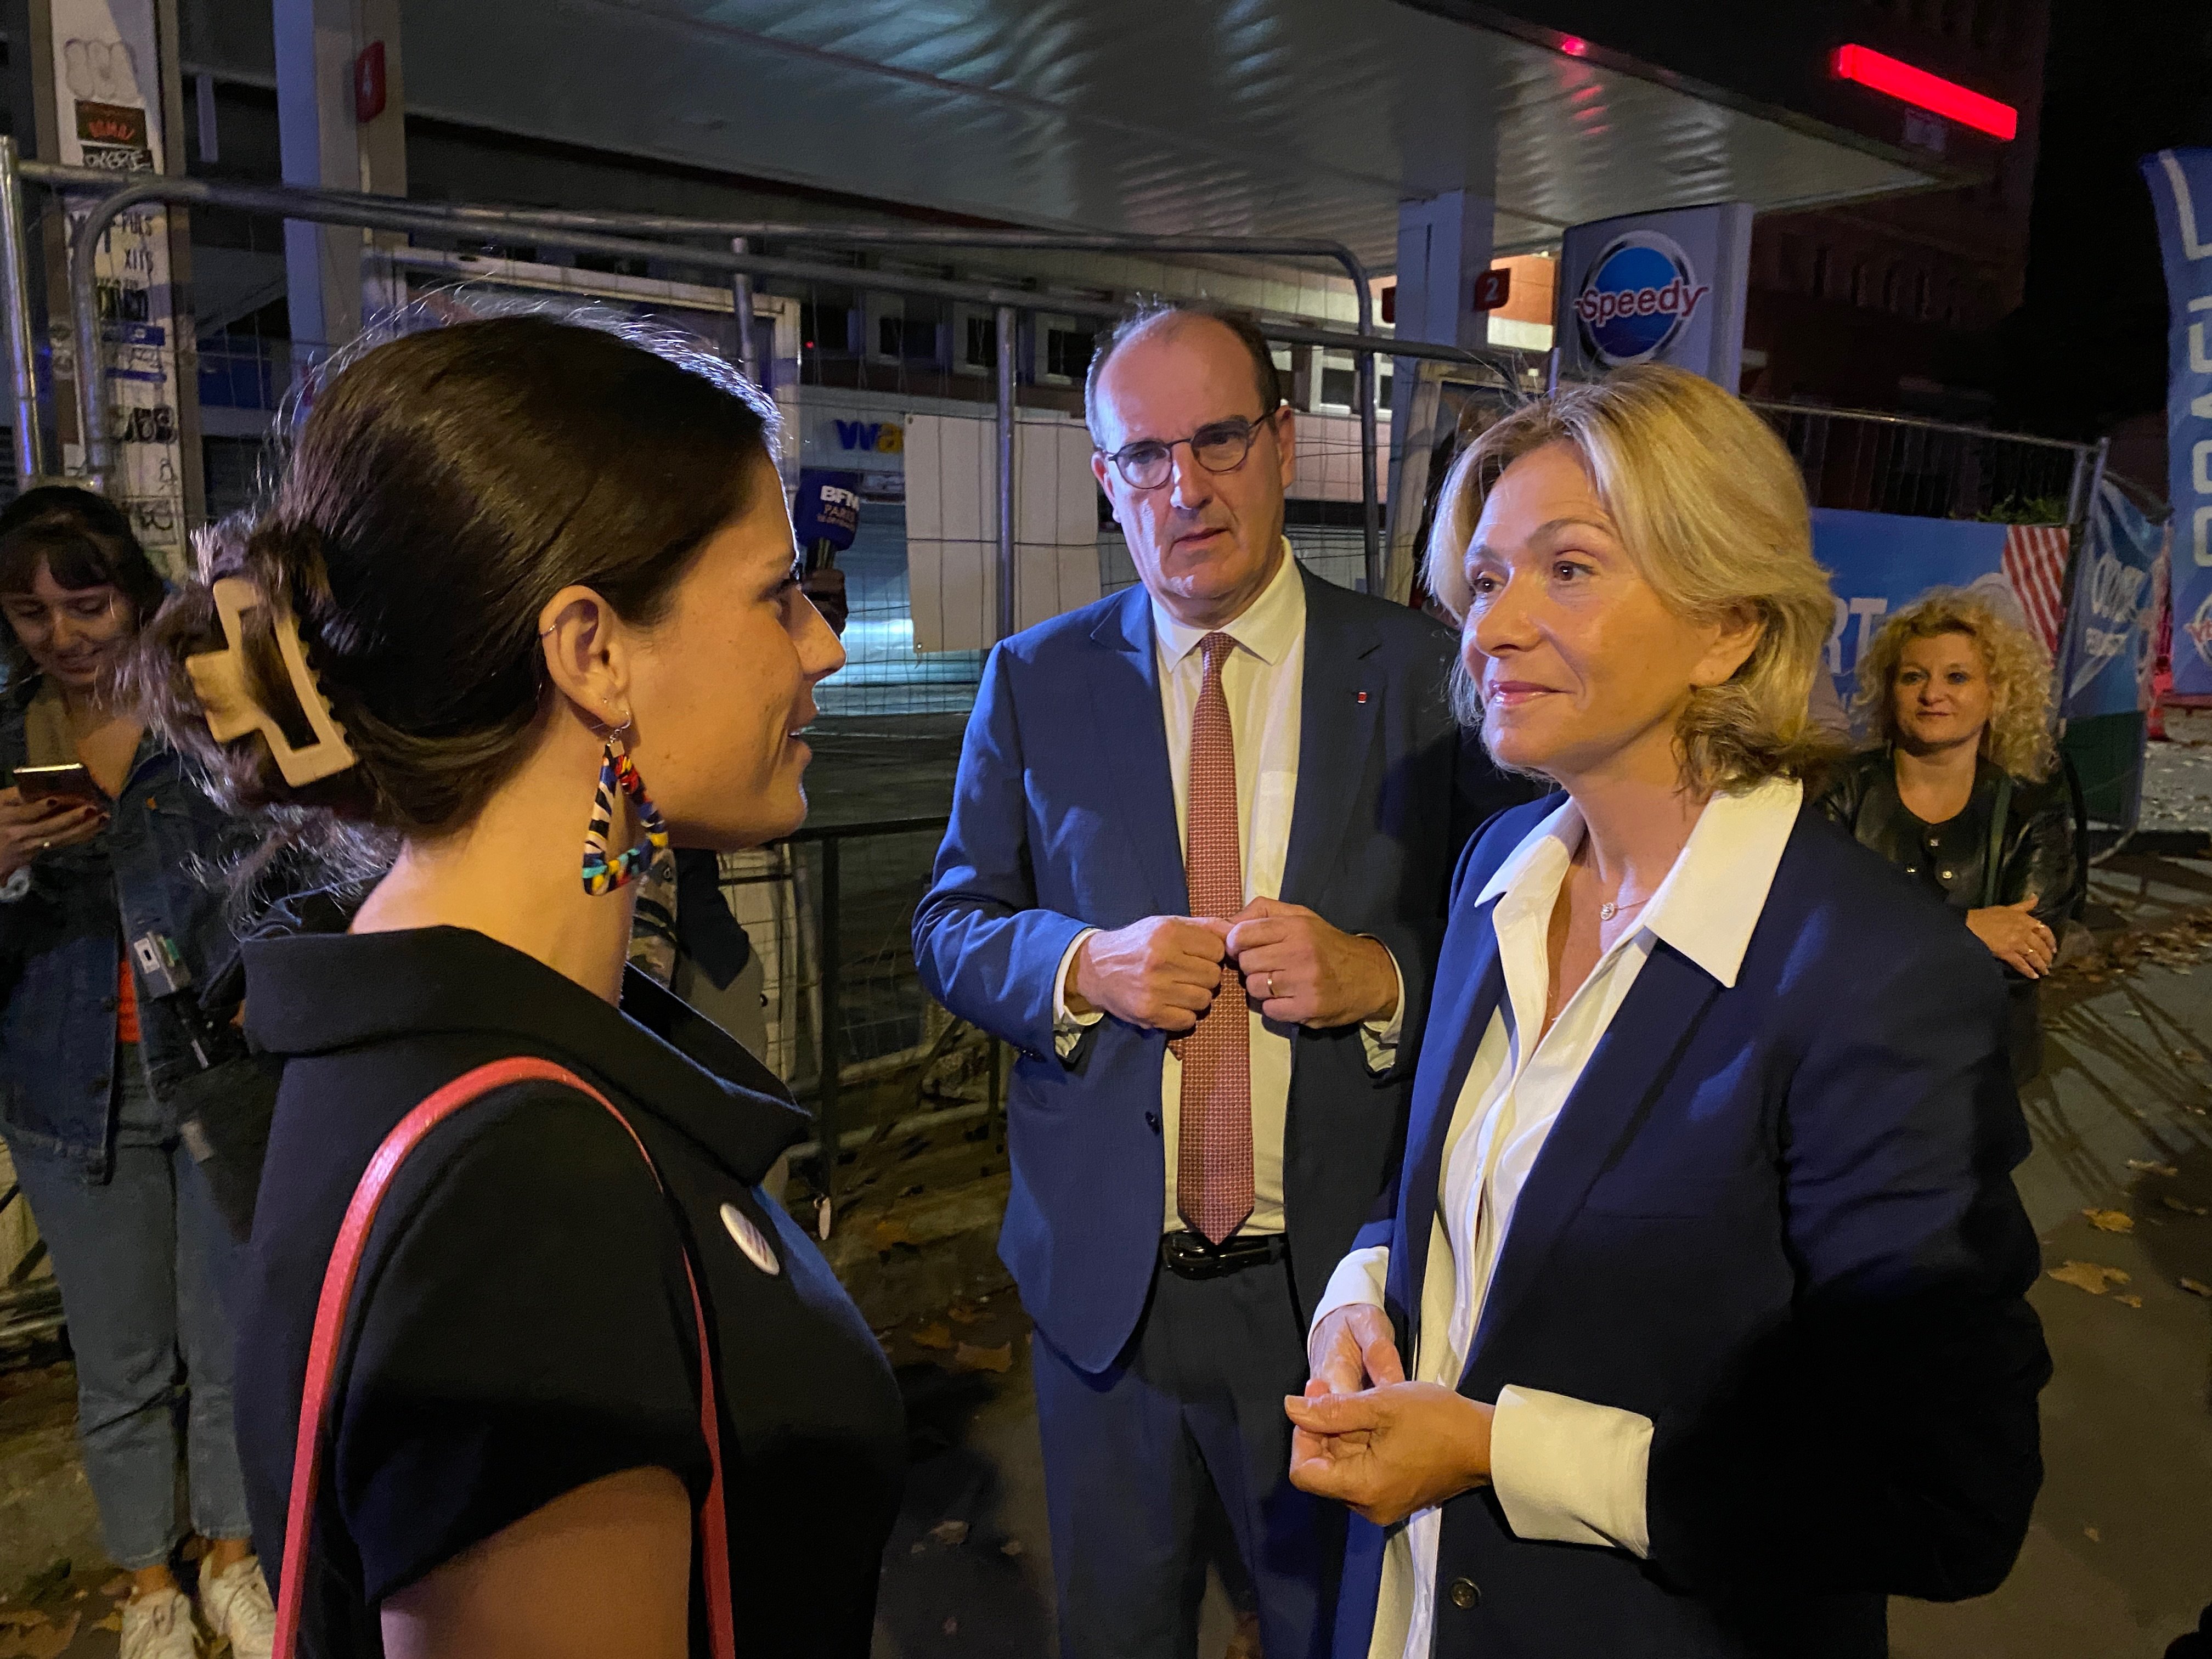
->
[3, 714, 2210, 1657]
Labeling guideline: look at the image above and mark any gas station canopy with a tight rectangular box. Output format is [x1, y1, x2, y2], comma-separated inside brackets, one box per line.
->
[289, 0, 1945, 262]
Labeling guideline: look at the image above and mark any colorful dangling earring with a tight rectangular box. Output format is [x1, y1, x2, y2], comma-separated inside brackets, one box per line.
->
[581, 719, 671, 895]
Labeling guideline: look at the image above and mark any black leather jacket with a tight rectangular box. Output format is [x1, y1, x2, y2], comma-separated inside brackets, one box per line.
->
[1816, 748, 2081, 940]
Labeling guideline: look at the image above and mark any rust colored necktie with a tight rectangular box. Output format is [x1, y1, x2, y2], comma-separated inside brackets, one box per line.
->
[1177, 631, 1253, 1245]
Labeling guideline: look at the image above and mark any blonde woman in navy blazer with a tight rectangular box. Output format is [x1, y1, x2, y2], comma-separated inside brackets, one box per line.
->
[1286, 365, 2049, 1659]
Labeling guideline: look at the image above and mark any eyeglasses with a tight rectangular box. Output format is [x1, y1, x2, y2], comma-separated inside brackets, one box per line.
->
[1097, 411, 1278, 491]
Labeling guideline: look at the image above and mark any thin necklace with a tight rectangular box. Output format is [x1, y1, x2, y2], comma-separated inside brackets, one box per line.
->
[1598, 894, 1651, 924]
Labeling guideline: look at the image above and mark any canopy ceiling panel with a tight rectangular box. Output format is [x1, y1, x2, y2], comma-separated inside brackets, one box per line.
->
[208, 0, 1943, 268]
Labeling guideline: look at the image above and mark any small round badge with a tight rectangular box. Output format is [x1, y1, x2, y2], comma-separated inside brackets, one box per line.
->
[720, 1201, 782, 1277]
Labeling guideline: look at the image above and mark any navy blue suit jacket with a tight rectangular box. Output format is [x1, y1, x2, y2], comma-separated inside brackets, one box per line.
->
[913, 566, 1528, 1372]
[1336, 795, 2050, 1659]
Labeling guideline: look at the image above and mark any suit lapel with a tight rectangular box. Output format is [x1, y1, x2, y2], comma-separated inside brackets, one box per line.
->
[1085, 587, 1187, 916]
[1279, 568, 1382, 909]
[1463, 944, 1722, 1370]
[1386, 901, 1505, 1356]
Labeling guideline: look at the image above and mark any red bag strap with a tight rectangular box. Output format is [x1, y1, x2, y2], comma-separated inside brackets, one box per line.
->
[272, 1056, 736, 1659]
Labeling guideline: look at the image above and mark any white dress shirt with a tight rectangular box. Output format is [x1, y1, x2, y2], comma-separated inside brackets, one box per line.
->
[1311, 777, 1804, 1659]
[1052, 545, 1403, 1235]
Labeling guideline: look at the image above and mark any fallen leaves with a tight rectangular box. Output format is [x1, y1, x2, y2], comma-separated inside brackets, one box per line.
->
[2048, 1261, 2132, 1295]
[2117, 1294, 2145, 1308]
[2085, 1526, 2102, 1543]
[2056, 906, 2212, 985]
[2181, 1278, 2212, 1299]
[2160, 1195, 2210, 1216]
[873, 1218, 917, 1250]
[0, 1612, 78, 1659]
[2083, 1208, 2136, 1233]
[929, 1520, 970, 1547]
[2128, 1160, 2181, 1177]
[1000, 1537, 1026, 1559]
[953, 1341, 1013, 1374]
[910, 1323, 954, 1351]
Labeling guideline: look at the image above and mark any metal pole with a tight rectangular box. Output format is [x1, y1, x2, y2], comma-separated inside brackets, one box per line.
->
[0, 139, 44, 486]
[815, 836, 842, 1235]
[995, 302, 1017, 645]
[1355, 272, 1381, 595]
[47, 164, 1509, 482]
[729, 235, 759, 386]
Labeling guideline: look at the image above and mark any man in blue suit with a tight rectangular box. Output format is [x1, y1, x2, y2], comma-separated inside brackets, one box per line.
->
[913, 300, 1530, 1659]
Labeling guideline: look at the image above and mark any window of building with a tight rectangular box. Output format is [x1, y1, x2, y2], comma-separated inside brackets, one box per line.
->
[1851, 263, 1871, 307]
[1914, 270, 1934, 319]
[878, 314, 940, 362]
[964, 314, 997, 370]
[1882, 264, 1904, 313]
[1046, 325, 1096, 382]
[1810, 244, 1832, 300]
[800, 301, 855, 356]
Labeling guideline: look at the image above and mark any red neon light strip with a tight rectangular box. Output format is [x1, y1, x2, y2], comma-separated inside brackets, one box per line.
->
[1831, 43, 2017, 140]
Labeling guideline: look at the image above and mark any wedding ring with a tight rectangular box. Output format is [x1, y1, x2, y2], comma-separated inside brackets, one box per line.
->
[1265, 973, 1276, 998]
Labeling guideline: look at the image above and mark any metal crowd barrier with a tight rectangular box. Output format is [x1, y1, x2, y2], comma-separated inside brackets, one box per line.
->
[0, 137, 1528, 606]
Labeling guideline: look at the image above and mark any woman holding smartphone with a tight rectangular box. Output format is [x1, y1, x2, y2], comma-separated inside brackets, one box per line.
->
[0, 487, 276, 1659]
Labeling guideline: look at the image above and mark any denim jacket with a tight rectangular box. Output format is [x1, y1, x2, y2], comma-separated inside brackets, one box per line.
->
[0, 676, 256, 1178]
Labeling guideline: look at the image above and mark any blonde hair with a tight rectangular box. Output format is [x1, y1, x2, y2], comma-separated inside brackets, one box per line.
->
[1424, 363, 1838, 793]
[1853, 589, 2057, 781]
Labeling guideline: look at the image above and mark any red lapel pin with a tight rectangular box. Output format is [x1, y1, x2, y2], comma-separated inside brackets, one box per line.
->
[1356, 691, 1368, 703]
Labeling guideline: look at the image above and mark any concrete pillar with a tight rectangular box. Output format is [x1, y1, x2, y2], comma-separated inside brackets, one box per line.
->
[273, 0, 404, 367]
[1392, 190, 1497, 356]
[1384, 190, 1496, 600]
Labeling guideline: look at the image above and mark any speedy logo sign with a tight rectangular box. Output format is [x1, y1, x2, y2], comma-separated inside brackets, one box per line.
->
[1575, 233, 1711, 368]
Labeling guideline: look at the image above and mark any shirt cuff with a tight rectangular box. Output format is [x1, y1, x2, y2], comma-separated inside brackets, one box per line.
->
[1307, 1244, 1391, 1342]
[1052, 928, 1103, 1059]
[1357, 942, 1406, 1072]
[1489, 1384, 1653, 1558]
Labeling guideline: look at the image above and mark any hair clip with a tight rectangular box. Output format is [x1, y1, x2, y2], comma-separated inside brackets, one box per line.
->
[185, 577, 360, 786]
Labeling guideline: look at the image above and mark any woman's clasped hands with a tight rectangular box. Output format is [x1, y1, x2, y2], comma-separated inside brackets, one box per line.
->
[1284, 1302, 1496, 1528]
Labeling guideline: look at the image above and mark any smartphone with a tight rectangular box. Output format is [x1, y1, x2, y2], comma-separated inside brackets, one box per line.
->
[13, 763, 103, 805]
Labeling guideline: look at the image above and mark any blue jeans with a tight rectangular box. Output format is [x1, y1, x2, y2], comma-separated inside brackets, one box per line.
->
[8, 1050, 252, 1568]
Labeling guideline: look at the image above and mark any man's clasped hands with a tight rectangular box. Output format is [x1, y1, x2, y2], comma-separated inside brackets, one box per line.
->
[1062, 898, 1399, 1033]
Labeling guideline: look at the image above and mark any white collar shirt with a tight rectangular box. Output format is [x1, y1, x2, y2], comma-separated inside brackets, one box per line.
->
[1051, 544, 1403, 1234]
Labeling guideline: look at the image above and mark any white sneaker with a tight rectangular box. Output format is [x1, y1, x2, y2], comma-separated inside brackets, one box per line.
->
[199, 1558, 275, 1659]
[120, 1586, 200, 1659]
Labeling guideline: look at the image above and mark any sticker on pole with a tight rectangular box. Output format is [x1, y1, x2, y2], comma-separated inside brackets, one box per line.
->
[1572, 233, 1712, 368]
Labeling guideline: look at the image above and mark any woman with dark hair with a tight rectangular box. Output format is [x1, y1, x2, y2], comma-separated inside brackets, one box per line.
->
[1819, 589, 2081, 1080]
[0, 486, 276, 1659]
[138, 314, 904, 1659]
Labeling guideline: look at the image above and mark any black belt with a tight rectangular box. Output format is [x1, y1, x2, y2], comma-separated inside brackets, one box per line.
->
[1160, 1230, 1287, 1280]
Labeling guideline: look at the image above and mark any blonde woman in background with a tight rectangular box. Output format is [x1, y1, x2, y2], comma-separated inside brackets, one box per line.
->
[1286, 365, 2048, 1659]
[1819, 590, 2080, 1080]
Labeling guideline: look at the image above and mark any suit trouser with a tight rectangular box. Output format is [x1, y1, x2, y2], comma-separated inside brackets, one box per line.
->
[1031, 1248, 1340, 1659]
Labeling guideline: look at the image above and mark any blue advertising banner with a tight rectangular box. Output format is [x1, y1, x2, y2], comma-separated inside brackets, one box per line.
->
[1554, 202, 1754, 388]
[2059, 481, 2163, 720]
[2142, 148, 2212, 696]
[1811, 508, 2017, 703]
